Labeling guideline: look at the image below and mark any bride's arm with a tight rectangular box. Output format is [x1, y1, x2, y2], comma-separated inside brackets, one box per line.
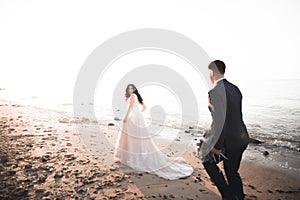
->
[141, 103, 146, 112]
[123, 95, 135, 123]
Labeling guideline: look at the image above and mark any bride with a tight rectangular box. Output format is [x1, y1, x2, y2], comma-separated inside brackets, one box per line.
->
[114, 84, 193, 180]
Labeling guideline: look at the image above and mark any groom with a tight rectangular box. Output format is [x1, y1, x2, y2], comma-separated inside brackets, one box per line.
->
[203, 60, 249, 200]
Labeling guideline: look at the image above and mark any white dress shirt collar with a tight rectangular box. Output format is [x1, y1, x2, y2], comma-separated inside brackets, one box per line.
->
[213, 77, 226, 88]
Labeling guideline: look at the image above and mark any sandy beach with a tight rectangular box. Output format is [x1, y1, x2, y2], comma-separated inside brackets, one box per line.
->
[1, 99, 299, 200]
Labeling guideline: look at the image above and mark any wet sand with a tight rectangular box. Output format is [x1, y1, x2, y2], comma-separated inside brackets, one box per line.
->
[0, 99, 299, 199]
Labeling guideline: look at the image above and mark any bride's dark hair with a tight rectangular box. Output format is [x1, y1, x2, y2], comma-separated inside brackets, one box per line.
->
[125, 84, 143, 104]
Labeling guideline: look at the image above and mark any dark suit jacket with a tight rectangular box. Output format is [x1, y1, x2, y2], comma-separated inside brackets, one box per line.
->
[208, 79, 249, 151]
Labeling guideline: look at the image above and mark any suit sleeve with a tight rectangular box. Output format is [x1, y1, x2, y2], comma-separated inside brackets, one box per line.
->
[209, 90, 226, 150]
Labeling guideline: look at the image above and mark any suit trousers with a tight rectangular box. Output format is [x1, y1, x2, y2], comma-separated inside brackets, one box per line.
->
[203, 145, 247, 200]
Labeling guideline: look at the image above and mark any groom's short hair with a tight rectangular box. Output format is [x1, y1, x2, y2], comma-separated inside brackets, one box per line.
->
[208, 60, 226, 74]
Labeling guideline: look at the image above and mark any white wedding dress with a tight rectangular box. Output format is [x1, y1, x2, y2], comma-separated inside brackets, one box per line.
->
[114, 94, 193, 180]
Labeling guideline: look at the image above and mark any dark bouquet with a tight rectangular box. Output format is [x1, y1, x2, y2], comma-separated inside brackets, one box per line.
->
[196, 129, 228, 163]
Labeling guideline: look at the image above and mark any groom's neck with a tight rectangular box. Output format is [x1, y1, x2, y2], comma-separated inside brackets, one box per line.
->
[214, 74, 225, 83]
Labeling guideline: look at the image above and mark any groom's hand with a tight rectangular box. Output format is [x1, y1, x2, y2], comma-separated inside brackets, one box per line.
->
[211, 147, 221, 155]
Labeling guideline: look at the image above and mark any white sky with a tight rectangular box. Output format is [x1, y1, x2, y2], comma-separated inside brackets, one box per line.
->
[0, 0, 299, 105]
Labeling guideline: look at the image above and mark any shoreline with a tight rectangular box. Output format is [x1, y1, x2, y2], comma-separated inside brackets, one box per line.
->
[1, 99, 299, 199]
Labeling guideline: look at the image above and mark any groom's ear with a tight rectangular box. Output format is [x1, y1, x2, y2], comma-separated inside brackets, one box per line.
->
[209, 69, 215, 83]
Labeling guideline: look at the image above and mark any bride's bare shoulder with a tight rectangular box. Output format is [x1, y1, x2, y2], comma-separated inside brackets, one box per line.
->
[129, 94, 136, 103]
[130, 93, 137, 98]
